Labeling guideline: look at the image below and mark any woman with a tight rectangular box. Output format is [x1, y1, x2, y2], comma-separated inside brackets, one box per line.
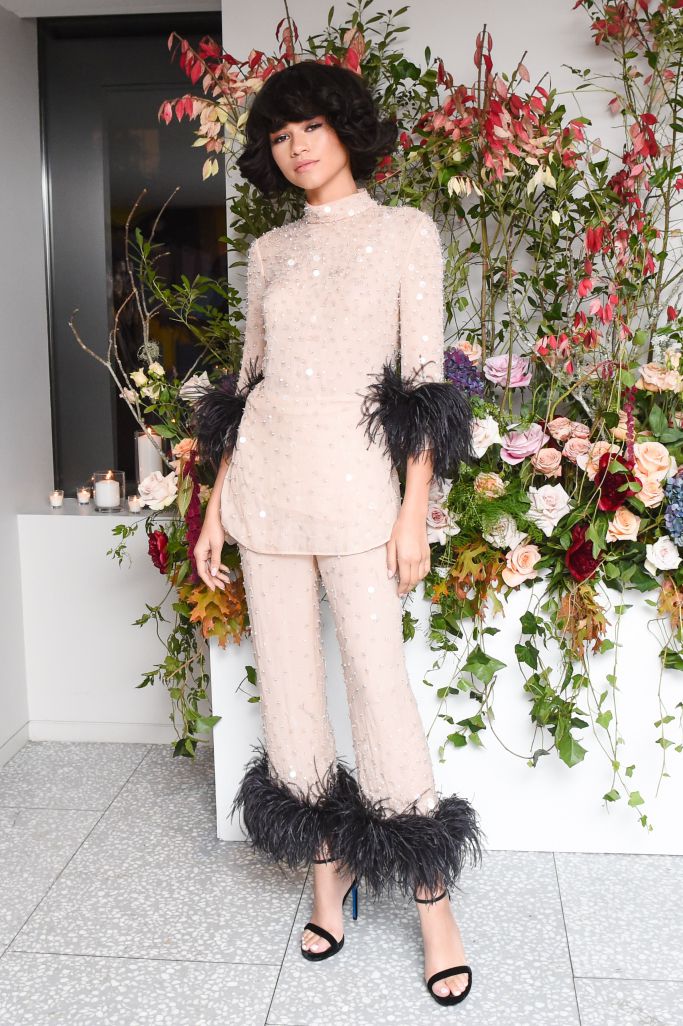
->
[192, 59, 486, 1007]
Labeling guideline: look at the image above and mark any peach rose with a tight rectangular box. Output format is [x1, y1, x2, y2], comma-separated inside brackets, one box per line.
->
[633, 441, 671, 483]
[605, 507, 641, 543]
[501, 542, 542, 587]
[172, 437, 197, 458]
[569, 421, 591, 439]
[474, 472, 506, 498]
[562, 436, 592, 464]
[546, 416, 573, 442]
[530, 446, 563, 477]
[637, 477, 665, 507]
[577, 441, 620, 480]
[453, 339, 482, 364]
[635, 361, 683, 393]
[610, 410, 628, 441]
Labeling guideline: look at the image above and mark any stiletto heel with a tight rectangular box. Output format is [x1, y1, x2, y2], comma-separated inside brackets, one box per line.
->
[300, 854, 359, 961]
[414, 888, 473, 1006]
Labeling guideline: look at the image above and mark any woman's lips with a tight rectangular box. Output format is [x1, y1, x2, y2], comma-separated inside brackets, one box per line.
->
[295, 160, 318, 172]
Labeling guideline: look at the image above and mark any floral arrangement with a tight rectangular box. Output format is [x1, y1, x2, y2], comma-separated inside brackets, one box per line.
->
[74, 0, 683, 819]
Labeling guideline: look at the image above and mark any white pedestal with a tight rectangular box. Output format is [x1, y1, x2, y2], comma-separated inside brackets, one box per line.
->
[210, 579, 683, 855]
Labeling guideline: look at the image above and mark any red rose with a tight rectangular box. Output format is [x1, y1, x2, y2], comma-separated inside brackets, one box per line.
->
[565, 522, 603, 582]
[148, 528, 169, 575]
[593, 450, 638, 511]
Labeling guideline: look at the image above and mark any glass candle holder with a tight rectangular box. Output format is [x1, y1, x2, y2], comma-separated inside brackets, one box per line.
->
[127, 494, 142, 513]
[49, 489, 64, 508]
[92, 470, 125, 511]
[76, 485, 91, 504]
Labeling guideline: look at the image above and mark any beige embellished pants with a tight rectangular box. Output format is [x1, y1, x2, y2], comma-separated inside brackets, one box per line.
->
[237, 540, 438, 816]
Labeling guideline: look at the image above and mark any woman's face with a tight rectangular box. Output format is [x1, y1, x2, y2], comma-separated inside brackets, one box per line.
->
[268, 114, 350, 193]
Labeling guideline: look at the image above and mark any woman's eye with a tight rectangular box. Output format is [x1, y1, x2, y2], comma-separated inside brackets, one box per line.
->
[272, 122, 322, 145]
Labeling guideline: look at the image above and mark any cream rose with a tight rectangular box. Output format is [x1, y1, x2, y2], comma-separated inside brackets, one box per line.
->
[605, 507, 641, 543]
[525, 483, 572, 537]
[644, 535, 682, 576]
[633, 441, 672, 483]
[139, 470, 178, 510]
[147, 361, 166, 378]
[546, 416, 573, 442]
[501, 542, 542, 587]
[562, 436, 592, 464]
[130, 369, 148, 388]
[482, 512, 527, 550]
[426, 504, 460, 545]
[530, 446, 563, 478]
[470, 415, 502, 458]
[474, 472, 506, 498]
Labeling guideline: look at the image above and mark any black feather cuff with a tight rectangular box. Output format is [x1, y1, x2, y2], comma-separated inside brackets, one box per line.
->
[191, 359, 264, 466]
[325, 771, 486, 901]
[228, 742, 357, 871]
[358, 359, 476, 480]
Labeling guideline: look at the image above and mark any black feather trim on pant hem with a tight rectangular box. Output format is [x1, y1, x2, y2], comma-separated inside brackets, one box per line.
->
[325, 768, 487, 901]
[358, 358, 476, 481]
[228, 741, 357, 871]
[191, 359, 264, 467]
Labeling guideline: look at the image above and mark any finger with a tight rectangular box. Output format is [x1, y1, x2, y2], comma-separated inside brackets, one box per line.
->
[386, 537, 397, 578]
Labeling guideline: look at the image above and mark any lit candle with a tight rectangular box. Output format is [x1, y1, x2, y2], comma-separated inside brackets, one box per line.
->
[128, 494, 142, 513]
[49, 489, 64, 508]
[76, 486, 91, 504]
[94, 471, 120, 509]
[136, 427, 163, 483]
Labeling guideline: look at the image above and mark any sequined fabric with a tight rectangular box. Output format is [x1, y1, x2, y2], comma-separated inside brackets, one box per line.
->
[220, 186, 446, 554]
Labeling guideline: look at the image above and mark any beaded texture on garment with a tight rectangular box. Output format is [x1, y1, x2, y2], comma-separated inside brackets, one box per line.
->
[220, 186, 446, 554]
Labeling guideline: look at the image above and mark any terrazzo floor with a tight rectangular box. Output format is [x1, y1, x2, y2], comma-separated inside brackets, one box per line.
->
[0, 740, 680, 1026]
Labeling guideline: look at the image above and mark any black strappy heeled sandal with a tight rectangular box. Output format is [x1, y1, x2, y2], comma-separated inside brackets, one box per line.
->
[300, 854, 359, 962]
[414, 888, 473, 1006]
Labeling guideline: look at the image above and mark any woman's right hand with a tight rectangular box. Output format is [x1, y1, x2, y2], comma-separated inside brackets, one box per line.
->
[194, 510, 231, 591]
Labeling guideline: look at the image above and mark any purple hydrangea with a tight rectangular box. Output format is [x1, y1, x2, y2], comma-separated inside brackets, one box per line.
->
[664, 473, 683, 548]
[444, 347, 485, 398]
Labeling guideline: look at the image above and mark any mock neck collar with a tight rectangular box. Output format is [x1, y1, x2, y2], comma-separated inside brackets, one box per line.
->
[302, 186, 376, 223]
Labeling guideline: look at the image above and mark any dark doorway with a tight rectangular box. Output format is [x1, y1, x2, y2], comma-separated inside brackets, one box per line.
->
[39, 12, 224, 494]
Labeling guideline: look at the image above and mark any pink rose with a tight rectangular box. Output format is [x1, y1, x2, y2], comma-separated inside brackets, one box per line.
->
[530, 447, 563, 478]
[637, 477, 665, 507]
[501, 542, 542, 587]
[569, 421, 591, 439]
[426, 504, 460, 545]
[605, 507, 641, 543]
[563, 436, 592, 464]
[500, 423, 549, 465]
[483, 353, 532, 388]
[546, 416, 573, 442]
[633, 441, 672, 483]
[577, 441, 620, 480]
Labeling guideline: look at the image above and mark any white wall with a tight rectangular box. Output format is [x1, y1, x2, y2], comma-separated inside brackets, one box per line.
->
[0, 6, 53, 763]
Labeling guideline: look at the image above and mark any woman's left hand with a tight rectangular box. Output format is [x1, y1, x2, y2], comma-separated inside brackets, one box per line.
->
[386, 509, 431, 596]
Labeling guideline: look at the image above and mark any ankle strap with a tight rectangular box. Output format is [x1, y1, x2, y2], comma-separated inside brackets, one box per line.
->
[414, 888, 449, 904]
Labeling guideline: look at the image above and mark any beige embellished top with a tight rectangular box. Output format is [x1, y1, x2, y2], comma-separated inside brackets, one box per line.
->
[218, 186, 447, 555]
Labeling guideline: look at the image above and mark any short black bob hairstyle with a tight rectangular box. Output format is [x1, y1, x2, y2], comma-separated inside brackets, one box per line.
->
[236, 60, 398, 199]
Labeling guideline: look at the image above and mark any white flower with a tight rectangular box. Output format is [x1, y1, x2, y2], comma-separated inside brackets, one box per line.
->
[147, 361, 165, 378]
[119, 388, 138, 403]
[138, 470, 178, 510]
[179, 371, 211, 403]
[426, 503, 460, 545]
[471, 415, 502, 459]
[428, 476, 453, 505]
[525, 483, 572, 537]
[140, 382, 162, 400]
[526, 163, 556, 195]
[130, 369, 148, 388]
[644, 535, 682, 576]
[482, 512, 527, 550]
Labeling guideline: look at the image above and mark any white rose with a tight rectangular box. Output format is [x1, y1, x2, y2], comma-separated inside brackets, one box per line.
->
[426, 503, 460, 545]
[130, 369, 148, 388]
[139, 470, 178, 511]
[525, 483, 572, 537]
[470, 415, 501, 459]
[147, 361, 165, 378]
[428, 476, 453, 505]
[644, 535, 682, 576]
[179, 371, 211, 403]
[141, 382, 162, 400]
[482, 512, 527, 550]
[119, 388, 138, 403]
